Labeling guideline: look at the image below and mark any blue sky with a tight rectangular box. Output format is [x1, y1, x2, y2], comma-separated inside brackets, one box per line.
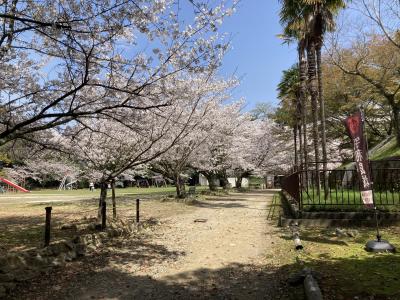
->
[218, 0, 297, 110]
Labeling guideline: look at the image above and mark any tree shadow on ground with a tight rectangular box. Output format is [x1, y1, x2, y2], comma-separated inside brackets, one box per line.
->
[9, 246, 400, 300]
[0, 213, 104, 251]
[10, 260, 295, 300]
[237, 190, 281, 195]
[279, 233, 349, 246]
[101, 237, 186, 267]
[187, 200, 247, 209]
[0, 215, 45, 251]
[203, 196, 253, 202]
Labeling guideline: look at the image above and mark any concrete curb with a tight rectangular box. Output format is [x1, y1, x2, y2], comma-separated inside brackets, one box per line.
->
[280, 217, 400, 227]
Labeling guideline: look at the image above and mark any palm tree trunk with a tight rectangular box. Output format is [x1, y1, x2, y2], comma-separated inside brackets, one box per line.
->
[307, 39, 320, 193]
[293, 125, 298, 171]
[316, 44, 329, 197]
[298, 44, 309, 184]
[296, 91, 303, 170]
[298, 123, 303, 168]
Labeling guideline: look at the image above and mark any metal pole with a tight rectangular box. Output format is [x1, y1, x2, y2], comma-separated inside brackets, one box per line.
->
[136, 198, 140, 223]
[360, 108, 381, 240]
[374, 207, 381, 241]
[44, 206, 52, 247]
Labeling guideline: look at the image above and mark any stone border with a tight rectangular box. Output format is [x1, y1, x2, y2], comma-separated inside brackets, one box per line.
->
[280, 217, 400, 227]
[0, 217, 158, 298]
[279, 192, 400, 227]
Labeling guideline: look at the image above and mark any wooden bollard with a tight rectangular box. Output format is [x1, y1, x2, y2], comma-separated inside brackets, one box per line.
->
[44, 207, 52, 247]
[136, 199, 140, 224]
[101, 201, 107, 230]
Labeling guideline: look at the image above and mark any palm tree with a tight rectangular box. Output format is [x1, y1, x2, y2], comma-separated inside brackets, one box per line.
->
[277, 65, 302, 169]
[279, 0, 310, 178]
[305, 0, 346, 194]
[279, 0, 346, 191]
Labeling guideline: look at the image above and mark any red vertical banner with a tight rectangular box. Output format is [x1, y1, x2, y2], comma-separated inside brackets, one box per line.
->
[344, 110, 374, 207]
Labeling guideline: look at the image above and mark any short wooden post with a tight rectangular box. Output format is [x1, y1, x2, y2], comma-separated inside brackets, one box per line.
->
[44, 206, 52, 247]
[101, 201, 107, 230]
[136, 198, 140, 224]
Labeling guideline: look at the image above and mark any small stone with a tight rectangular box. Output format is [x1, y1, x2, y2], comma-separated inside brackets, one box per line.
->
[86, 245, 97, 252]
[60, 224, 78, 230]
[92, 234, 102, 247]
[335, 228, 346, 237]
[347, 230, 359, 237]
[51, 255, 66, 267]
[65, 250, 77, 262]
[98, 232, 108, 240]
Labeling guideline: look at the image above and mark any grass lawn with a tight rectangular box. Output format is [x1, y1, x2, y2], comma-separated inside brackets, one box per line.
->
[301, 188, 400, 211]
[0, 185, 209, 202]
[286, 227, 400, 298]
[0, 186, 208, 252]
[14, 186, 179, 196]
[273, 193, 400, 299]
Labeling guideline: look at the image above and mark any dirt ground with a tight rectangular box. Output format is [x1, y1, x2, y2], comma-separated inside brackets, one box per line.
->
[8, 190, 296, 300]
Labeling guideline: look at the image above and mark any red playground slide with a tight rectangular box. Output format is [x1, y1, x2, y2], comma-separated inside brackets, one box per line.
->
[0, 177, 30, 193]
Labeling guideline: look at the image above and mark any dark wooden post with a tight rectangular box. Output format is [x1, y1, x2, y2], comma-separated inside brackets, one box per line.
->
[136, 198, 140, 224]
[44, 206, 52, 247]
[101, 201, 107, 230]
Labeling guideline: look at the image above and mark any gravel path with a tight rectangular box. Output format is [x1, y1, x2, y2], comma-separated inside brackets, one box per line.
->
[12, 190, 290, 300]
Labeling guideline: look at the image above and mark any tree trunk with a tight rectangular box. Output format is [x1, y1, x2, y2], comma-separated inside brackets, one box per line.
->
[98, 181, 107, 219]
[235, 175, 243, 189]
[316, 45, 329, 197]
[393, 104, 400, 146]
[299, 44, 309, 183]
[296, 89, 303, 169]
[307, 39, 320, 193]
[111, 179, 116, 219]
[175, 174, 186, 198]
[220, 176, 229, 190]
[298, 124, 303, 168]
[204, 173, 217, 191]
[293, 125, 298, 171]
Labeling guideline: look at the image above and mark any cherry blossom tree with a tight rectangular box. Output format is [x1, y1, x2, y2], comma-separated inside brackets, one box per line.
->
[63, 72, 232, 215]
[0, 0, 237, 146]
[5, 159, 79, 186]
[150, 76, 237, 197]
[191, 101, 245, 190]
